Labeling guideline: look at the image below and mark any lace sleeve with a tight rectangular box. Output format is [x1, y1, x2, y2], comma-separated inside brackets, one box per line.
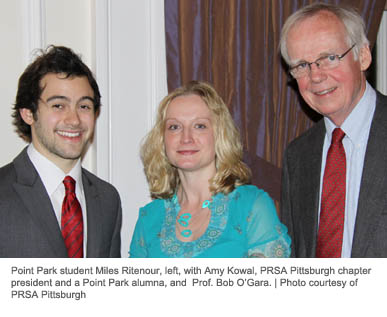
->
[129, 208, 148, 258]
[246, 191, 291, 258]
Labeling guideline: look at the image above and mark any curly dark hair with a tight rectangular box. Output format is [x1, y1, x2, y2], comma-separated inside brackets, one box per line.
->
[13, 45, 101, 142]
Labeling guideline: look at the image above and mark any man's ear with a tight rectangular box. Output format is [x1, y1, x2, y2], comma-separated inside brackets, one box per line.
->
[19, 108, 35, 125]
[359, 44, 372, 72]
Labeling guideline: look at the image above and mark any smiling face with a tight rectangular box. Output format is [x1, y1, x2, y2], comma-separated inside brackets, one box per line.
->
[164, 94, 216, 176]
[20, 73, 96, 173]
[286, 11, 371, 126]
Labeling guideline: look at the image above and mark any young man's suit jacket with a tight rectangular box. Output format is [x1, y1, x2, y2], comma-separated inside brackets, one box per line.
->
[281, 92, 387, 257]
[0, 147, 122, 257]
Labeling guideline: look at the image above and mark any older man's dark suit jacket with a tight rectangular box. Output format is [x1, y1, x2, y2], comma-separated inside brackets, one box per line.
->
[0, 147, 122, 257]
[281, 91, 387, 257]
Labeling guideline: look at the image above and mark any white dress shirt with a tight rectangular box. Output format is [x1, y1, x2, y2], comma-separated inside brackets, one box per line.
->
[27, 144, 88, 256]
[319, 82, 376, 257]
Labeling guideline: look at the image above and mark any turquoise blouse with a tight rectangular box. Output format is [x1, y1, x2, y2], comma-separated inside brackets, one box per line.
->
[129, 185, 291, 258]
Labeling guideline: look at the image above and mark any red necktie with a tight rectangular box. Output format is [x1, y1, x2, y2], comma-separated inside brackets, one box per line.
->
[316, 128, 346, 258]
[61, 176, 84, 258]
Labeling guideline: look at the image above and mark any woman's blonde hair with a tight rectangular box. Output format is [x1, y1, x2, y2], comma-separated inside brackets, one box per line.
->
[141, 81, 251, 199]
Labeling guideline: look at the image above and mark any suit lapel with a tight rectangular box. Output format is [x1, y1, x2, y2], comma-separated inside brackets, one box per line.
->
[83, 170, 102, 257]
[299, 122, 325, 257]
[12, 148, 68, 257]
[352, 93, 387, 257]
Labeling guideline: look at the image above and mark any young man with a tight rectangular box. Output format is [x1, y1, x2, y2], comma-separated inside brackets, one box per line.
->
[280, 3, 387, 257]
[0, 46, 122, 257]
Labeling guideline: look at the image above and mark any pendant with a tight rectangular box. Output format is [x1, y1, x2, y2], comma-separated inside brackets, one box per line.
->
[181, 229, 192, 237]
[177, 199, 211, 238]
[178, 213, 192, 237]
[202, 200, 210, 208]
[177, 213, 191, 227]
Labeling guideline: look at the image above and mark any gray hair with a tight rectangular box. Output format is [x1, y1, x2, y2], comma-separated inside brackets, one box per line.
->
[279, 2, 369, 65]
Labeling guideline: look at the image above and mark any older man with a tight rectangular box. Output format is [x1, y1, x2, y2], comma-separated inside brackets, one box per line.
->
[280, 3, 387, 257]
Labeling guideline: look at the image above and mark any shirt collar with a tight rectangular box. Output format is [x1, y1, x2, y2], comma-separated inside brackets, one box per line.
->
[324, 81, 376, 144]
[27, 143, 83, 196]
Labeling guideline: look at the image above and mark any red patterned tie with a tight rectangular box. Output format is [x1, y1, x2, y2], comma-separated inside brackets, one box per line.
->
[316, 128, 346, 258]
[61, 176, 84, 258]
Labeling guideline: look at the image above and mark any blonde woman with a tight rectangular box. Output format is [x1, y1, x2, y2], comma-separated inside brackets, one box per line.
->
[130, 81, 290, 257]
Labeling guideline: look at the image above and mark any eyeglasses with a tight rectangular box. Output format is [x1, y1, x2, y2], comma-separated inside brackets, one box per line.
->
[289, 44, 356, 79]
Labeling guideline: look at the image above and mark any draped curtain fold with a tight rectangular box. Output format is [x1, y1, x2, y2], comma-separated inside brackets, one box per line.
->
[164, 0, 386, 205]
